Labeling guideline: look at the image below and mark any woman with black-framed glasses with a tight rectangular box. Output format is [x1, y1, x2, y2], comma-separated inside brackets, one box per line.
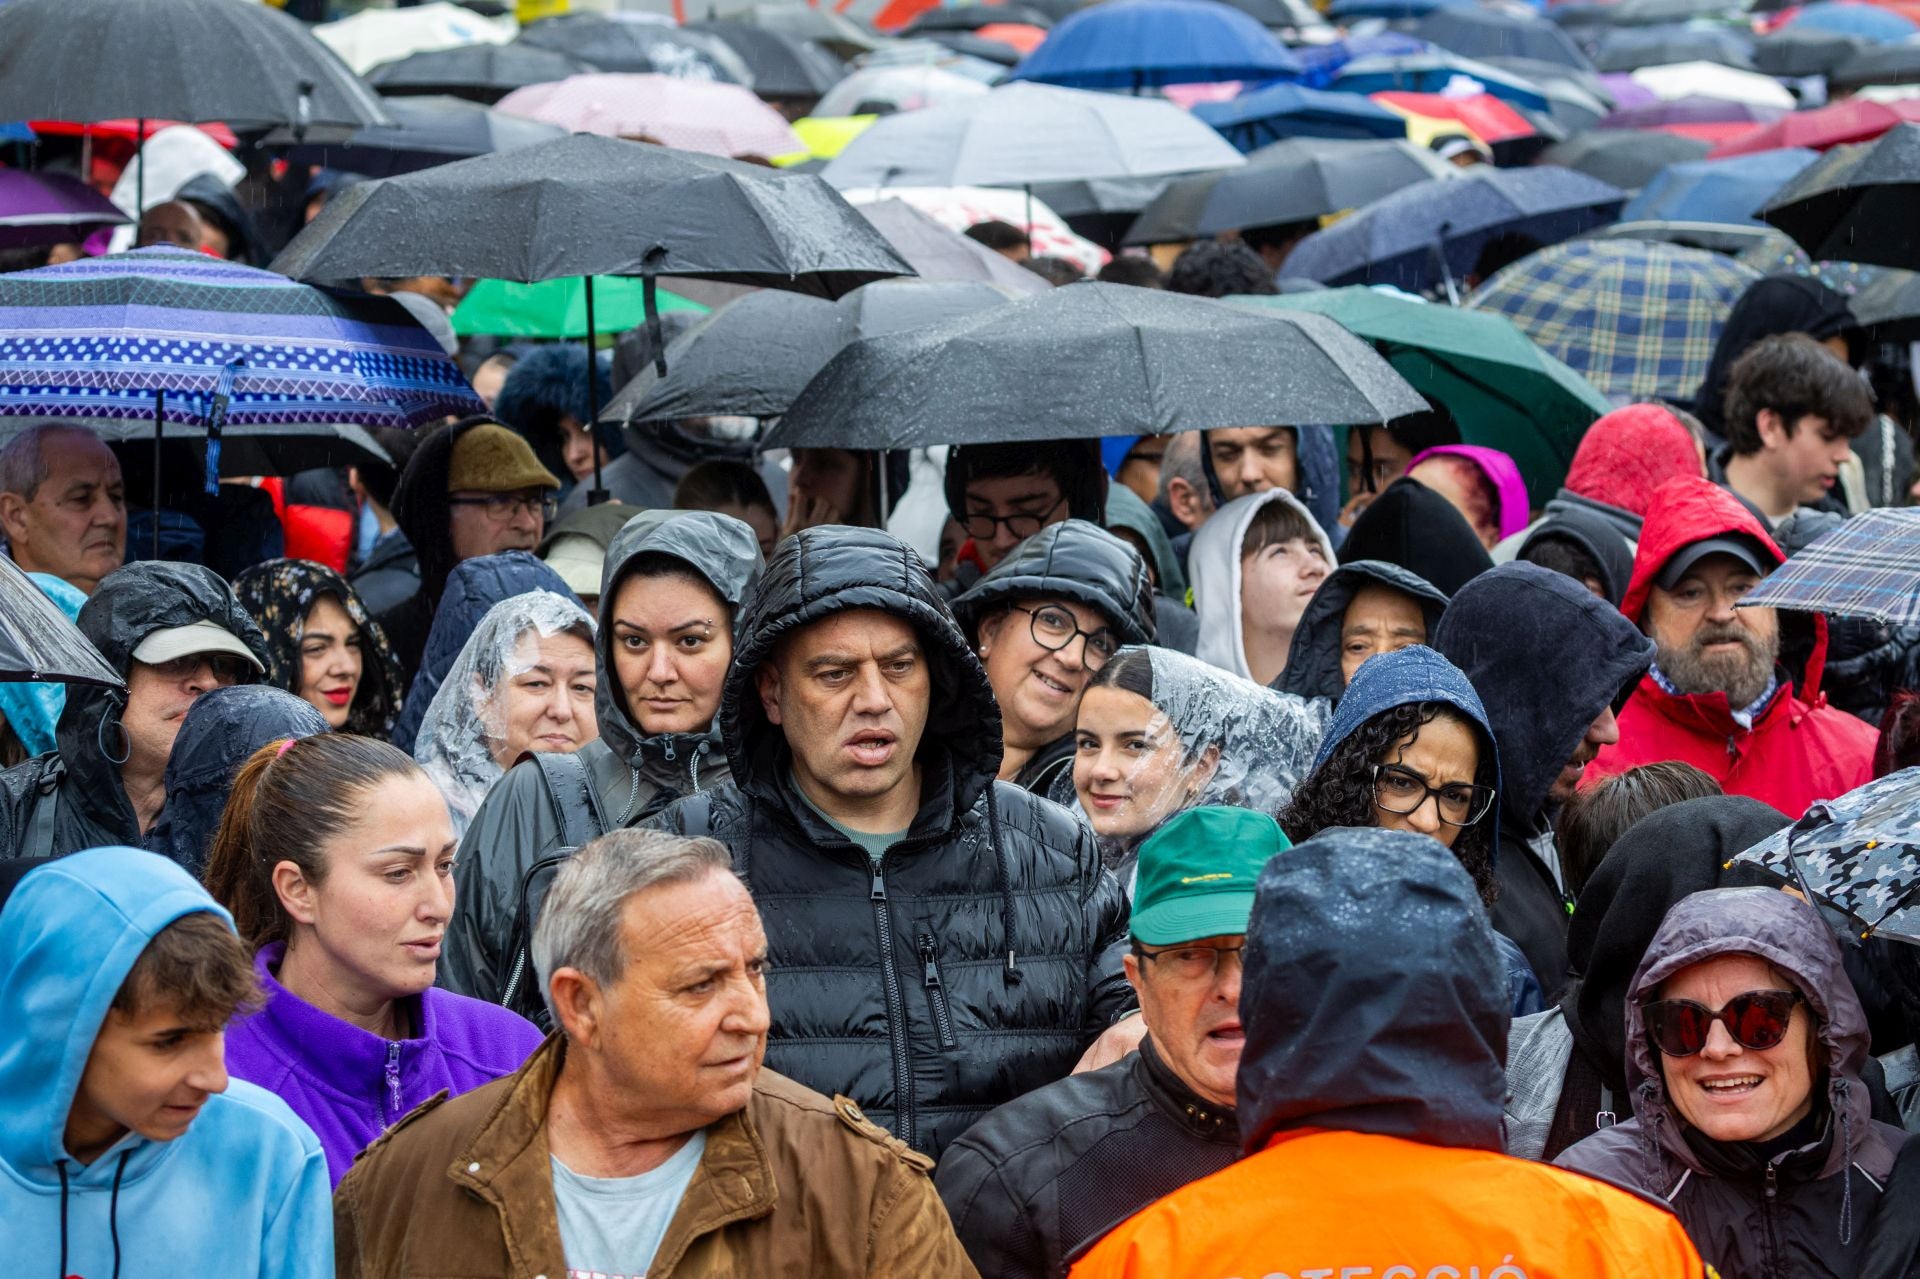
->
[1558, 887, 1908, 1278]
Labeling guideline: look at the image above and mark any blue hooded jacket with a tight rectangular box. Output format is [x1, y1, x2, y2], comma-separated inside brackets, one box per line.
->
[0, 848, 331, 1279]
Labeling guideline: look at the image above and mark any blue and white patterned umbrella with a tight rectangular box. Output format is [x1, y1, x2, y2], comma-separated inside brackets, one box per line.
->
[1734, 769, 1920, 944]
[1738, 507, 1920, 627]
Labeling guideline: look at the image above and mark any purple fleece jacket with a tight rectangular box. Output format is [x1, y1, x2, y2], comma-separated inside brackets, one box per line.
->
[225, 943, 544, 1185]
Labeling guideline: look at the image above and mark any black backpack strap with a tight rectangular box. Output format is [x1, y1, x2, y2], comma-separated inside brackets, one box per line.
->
[531, 752, 607, 850]
[23, 760, 64, 862]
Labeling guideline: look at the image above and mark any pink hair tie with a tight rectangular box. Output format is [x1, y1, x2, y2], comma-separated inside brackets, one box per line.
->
[276, 739, 297, 758]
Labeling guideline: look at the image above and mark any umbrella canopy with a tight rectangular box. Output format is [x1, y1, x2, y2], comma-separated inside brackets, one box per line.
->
[271, 95, 568, 178]
[1731, 769, 1920, 944]
[785, 114, 879, 162]
[1332, 51, 1554, 112]
[0, 0, 390, 140]
[452, 276, 706, 338]
[1845, 266, 1920, 337]
[819, 82, 1246, 189]
[1737, 506, 1920, 626]
[515, 15, 751, 83]
[314, 2, 515, 76]
[1538, 130, 1714, 190]
[1761, 124, 1920, 269]
[763, 282, 1429, 450]
[1788, 2, 1920, 41]
[744, 5, 883, 63]
[1414, 6, 1593, 71]
[1831, 41, 1920, 91]
[905, 5, 1057, 33]
[813, 63, 990, 117]
[1630, 61, 1798, 109]
[365, 43, 594, 104]
[853, 198, 1052, 294]
[0, 172, 130, 249]
[494, 73, 805, 158]
[1607, 0, 1748, 25]
[1600, 95, 1789, 131]
[1193, 82, 1409, 151]
[1371, 90, 1540, 144]
[605, 278, 1013, 423]
[1284, 166, 1625, 293]
[1478, 56, 1613, 130]
[688, 22, 849, 100]
[1622, 148, 1820, 223]
[1327, 0, 1476, 20]
[0, 552, 122, 690]
[1593, 26, 1755, 73]
[924, 30, 1039, 67]
[1466, 237, 1759, 401]
[972, 23, 1050, 55]
[1710, 96, 1920, 158]
[1231, 286, 1609, 497]
[1007, 0, 1302, 90]
[1753, 27, 1868, 77]
[838, 184, 1107, 275]
[272, 133, 912, 297]
[1124, 137, 1454, 244]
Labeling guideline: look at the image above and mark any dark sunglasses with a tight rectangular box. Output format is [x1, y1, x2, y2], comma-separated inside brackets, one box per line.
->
[1641, 988, 1804, 1057]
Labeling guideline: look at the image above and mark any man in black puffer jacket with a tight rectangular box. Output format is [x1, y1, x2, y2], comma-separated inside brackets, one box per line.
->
[649, 525, 1134, 1159]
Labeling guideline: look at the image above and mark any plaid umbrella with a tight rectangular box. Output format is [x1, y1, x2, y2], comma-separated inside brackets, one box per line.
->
[1465, 237, 1758, 402]
[1733, 769, 1920, 944]
[1736, 507, 1920, 625]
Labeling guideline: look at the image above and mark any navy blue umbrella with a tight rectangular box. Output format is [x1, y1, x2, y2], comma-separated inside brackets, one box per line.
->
[1622, 148, 1819, 225]
[1327, 0, 1474, 22]
[1331, 51, 1554, 111]
[1009, 0, 1302, 89]
[1193, 81, 1409, 151]
[1285, 165, 1625, 294]
[1414, 7, 1594, 72]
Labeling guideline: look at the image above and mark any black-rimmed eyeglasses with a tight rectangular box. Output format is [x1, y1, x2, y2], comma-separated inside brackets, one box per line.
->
[1008, 604, 1118, 669]
[1371, 764, 1494, 827]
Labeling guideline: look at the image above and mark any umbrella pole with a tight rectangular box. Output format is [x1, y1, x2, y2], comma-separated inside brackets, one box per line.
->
[585, 275, 607, 507]
[1024, 185, 1034, 241]
[152, 389, 163, 560]
[135, 117, 146, 217]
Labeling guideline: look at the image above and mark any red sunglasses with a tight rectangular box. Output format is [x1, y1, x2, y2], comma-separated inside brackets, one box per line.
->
[1641, 989, 1804, 1058]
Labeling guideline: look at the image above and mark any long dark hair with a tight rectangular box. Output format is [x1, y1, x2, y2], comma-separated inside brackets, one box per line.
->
[1279, 702, 1499, 907]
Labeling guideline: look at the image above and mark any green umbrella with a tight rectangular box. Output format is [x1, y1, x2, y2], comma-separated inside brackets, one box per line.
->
[451, 276, 706, 339]
[1229, 287, 1609, 499]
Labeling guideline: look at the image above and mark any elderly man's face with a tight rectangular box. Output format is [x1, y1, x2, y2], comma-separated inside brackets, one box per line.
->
[1124, 934, 1246, 1110]
[0, 430, 126, 593]
[582, 869, 770, 1132]
[1647, 553, 1778, 710]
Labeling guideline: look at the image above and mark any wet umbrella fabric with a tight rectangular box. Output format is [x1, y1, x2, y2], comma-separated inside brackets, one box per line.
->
[688, 22, 848, 99]
[1124, 137, 1452, 244]
[1753, 27, 1867, 78]
[1414, 6, 1593, 71]
[763, 282, 1428, 451]
[1732, 768, 1920, 944]
[1465, 237, 1759, 402]
[314, 2, 516, 76]
[494, 73, 805, 158]
[853, 198, 1051, 294]
[1283, 166, 1626, 294]
[365, 43, 595, 103]
[271, 96, 568, 178]
[0, 552, 123, 690]
[1193, 83, 1409, 152]
[1592, 26, 1755, 73]
[1538, 130, 1713, 191]
[1736, 506, 1920, 627]
[0, 172, 130, 249]
[906, 5, 1057, 33]
[1007, 0, 1302, 89]
[1622, 148, 1819, 224]
[1831, 42, 1920, 91]
[813, 63, 989, 117]
[1788, 2, 1919, 42]
[452, 277, 706, 338]
[744, 5, 883, 62]
[1713, 98, 1920, 159]
[1761, 124, 1920, 270]
[515, 15, 751, 83]
[1332, 51, 1553, 112]
[0, 0, 390, 140]
[1630, 62, 1796, 110]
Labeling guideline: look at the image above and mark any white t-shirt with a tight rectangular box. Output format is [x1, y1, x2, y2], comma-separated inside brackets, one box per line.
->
[550, 1130, 707, 1279]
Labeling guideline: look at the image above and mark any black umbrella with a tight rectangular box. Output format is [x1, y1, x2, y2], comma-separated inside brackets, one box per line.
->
[1125, 138, 1453, 245]
[0, 552, 122, 690]
[689, 22, 847, 100]
[1753, 28, 1867, 78]
[516, 15, 751, 82]
[1836, 266, 1920, 337]
[854, 199, 1051, 295]
[1609, 0, 1745, 26]
[1592, 25, 1755, 72]
[364, 43, 595, 104]
[762, 282, 1429, 450]
[1414, 6, 1594, 71]
[1762, 124, 1920, 270]
[1538, 129, 1713, 191]
[742, 5, 884, 62]
[1831, 42, 1920, 92]
[268, 96, 568, 178]
[904, 5, 1054, 33]
[1028, 173, 1214, 251]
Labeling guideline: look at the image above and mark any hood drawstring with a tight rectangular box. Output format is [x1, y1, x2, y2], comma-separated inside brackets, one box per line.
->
[986, 788, 1021, 987]
[1835, 1077, 1856, 1246]
[109, 1149, 129, 1279]
[56, 1160, 69, 1279]
[1637, 1081, 1670, 1194]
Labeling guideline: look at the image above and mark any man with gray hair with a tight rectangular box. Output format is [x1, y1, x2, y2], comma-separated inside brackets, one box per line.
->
[0, 423, 126, 595]
[334, 828, 977, 1279]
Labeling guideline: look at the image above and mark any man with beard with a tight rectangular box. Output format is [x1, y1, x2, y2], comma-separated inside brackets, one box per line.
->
[1587, 476, 1875, 817]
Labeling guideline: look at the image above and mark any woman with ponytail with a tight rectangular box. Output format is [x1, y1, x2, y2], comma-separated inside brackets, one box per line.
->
[204, 733, 543, 1186]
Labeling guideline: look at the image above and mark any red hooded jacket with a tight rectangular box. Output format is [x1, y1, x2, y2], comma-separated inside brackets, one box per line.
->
[1563, 404, 1704, 519]
[1586, 477, 1876, 816]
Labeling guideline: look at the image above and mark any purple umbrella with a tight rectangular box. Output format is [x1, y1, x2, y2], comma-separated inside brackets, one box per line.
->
[0, 171, 129, 248]
[1599, 97, 1789, 129]
[1597, 73, 1659, 109]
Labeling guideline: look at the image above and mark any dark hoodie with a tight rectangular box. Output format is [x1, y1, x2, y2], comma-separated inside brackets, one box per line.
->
[381, 416, 500, 680]
[1518, 503, 1636, 607]
[1559, 887, 1908, 1277]
[647, 526, 1132, 1158]
[440, 512, 763, 1007]
[142, 686, 331, 877]
[1434, 562, 1655, 998]
[0, 562, 270, 860]
[1274, 559, 1448, 702]
[1339, 475, 1494, 597]
[1694, 273, 1859, 440]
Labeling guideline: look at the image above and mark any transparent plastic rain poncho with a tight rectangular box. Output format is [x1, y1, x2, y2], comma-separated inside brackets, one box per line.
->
[412, 590, 595, 838]
[1062, 645, 1330, 884]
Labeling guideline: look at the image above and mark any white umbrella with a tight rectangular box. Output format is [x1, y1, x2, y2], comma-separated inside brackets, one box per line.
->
[495, 73, 803, 158]
[821, 81, 1246, 190]
[315, 2, 516, 76]
[838, 185, 1108, 275]
[815, 63, 989, 117]
[1629, 61, 1797, 110]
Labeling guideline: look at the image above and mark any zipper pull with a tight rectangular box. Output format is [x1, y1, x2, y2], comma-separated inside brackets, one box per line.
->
[385, 1042, 403, 1123]
[870, 869, 886, 902]
[1765, 1163, 1778, 1201]
[918, 935, 940, 987]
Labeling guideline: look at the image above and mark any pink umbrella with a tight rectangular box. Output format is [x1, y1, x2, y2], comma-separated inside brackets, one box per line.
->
[494, 72, 803, 159]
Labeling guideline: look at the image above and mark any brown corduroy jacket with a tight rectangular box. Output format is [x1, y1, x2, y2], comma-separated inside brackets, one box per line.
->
[333, 1035, 979, 1279]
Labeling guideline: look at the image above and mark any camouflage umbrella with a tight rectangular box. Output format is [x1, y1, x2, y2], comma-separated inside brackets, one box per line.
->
[1732, 769, 1920, 944]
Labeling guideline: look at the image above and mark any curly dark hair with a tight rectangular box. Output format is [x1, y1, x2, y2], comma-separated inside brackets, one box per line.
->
[1278, 702, 1499, 909]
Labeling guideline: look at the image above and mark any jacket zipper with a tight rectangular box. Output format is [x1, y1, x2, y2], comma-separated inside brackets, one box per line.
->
[917, 933, 959, 1051]
[1763, 1161, 1782, 1276]
[384, 1042, 403, 1127]
[871, 862, 916, 1150]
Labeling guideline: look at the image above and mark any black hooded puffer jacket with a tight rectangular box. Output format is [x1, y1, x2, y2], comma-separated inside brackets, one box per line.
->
[440, 510, 763, 1007]
[1434, 563, 1655, 998]
[647, 526, 1133, 1158]
[1273, 559, 1448, 702]
[0, 562, 270, 860]
[1558, 887, 1909, 1278]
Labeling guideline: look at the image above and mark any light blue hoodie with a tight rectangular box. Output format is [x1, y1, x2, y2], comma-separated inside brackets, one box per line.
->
[0, 848, 331, 1279]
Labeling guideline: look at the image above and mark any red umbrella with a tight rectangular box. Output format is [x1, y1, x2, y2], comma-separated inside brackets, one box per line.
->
[1654, 121, 1770, 145]
[1371, 90, 1536, 143]
[1708, 96, 1920, 157]
[29, 119, 239, 148]
[974, 22, 1048, 53]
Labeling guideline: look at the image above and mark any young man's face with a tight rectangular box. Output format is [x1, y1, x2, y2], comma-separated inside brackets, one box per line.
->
[1761, 411, 1854, 506]
[1207, 427, 1298, 502]
[962, 472, 1067, 570]
[66, 999, 228, 1159]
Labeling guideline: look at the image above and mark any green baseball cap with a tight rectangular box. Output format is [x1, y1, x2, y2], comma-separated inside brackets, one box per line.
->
[1130, 807, 1291, 945]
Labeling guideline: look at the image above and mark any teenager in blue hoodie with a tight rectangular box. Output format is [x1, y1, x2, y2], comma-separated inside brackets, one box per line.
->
[0, 847, 331, 1279]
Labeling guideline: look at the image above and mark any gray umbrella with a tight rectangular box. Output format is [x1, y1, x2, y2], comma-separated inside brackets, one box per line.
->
[688, 21, 847, 100]
[1754, 28, 1867, 79]
[268, 96, 568, 178]
[1539, 130, 1713, 192]
[855, 199, 1050, 295]
[0, 552, 122, 690]
[1593, 25, 1755, 73]
[762, 282, 1428, 450]
[1831, 42, 1920, 92]
[604, 278, 1014, 424]
[515, 16, 754, 84]
[0, 0, 389, 141]
[742, 5, 884, 62]
[365, 43, 596, 105]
